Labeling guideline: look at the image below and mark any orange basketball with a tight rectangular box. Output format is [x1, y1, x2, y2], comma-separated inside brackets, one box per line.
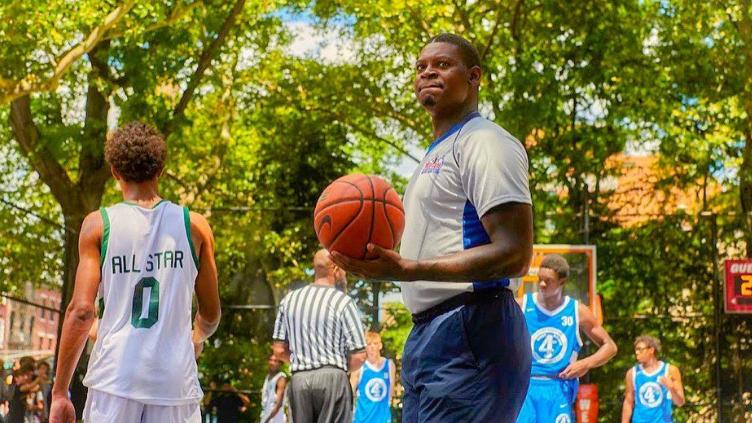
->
[314, 174, 405, 259]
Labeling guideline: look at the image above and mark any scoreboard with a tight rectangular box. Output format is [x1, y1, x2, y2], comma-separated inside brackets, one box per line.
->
[724, 259, 752, 314]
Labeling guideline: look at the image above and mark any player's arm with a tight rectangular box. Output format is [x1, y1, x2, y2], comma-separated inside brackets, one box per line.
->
[19, 379, 41, 393]
[659, 365, 685, 407]
[50, 212, 102, 423]
[621, 369, 635, 423]
[559, 304, 617, 379]
[263, 376, 287, 423]
[389, 359, 396, 403]
[350, 368, 361, 394]
[190, 212, 221, 355]
[88, 317, 98, 342]
[332, 202, 533, 282]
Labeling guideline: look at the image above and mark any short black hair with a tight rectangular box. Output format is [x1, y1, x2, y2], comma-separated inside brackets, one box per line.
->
[540, 254, 570, 279]
[426, 33, 481, 69]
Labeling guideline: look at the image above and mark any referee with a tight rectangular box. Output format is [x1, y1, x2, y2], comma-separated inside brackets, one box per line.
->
[272, 249, 367, 422]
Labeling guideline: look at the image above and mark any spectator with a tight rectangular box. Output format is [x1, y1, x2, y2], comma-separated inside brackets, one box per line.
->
[35, 362, 51, 423]
[260, 354, 287, 423]
[351, 331, 396, 423]
[7, 365, 38, 423]
[272, 249, 367, 422]
[208, 380, 250, 423]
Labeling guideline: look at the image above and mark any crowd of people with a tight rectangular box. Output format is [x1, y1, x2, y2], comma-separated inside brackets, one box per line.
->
[0, 357, 52, 423]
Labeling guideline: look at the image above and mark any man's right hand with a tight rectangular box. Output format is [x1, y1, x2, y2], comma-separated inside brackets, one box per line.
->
[49, 394, 76, 423]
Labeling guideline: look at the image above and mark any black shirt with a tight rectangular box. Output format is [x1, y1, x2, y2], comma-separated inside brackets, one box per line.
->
[210, 392, 244, 423]
[6, 385, 27, 423]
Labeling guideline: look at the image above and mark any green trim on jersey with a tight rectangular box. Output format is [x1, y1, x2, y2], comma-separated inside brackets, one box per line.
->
[122, 199, 169, 209]
[97, 297, 105, 319]
[99, 207, 110, 268]
[183, 207, 200, 269]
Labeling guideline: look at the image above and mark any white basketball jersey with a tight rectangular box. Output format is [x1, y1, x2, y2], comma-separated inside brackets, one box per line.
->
[83, 200, 202, 405]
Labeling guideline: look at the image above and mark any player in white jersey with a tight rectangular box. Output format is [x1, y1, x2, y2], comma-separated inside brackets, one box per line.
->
[50, 122, 221, 423]
[333, 34, 534, 422]
[261, 354, 288, 423]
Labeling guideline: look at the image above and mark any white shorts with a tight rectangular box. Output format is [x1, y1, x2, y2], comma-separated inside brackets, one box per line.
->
[84, 389, 201, 423]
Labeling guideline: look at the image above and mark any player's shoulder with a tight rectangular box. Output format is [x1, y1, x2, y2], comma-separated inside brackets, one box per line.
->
[188, 210, 213, 239]
[81, 210, 105, 238]
[463, 117, 521, 145]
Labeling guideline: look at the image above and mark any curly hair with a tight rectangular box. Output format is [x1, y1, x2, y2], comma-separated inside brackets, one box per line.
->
[105, 122, 166, 182]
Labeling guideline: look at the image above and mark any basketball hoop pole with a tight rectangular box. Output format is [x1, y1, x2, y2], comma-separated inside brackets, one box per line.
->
[582, 183, 591, 385]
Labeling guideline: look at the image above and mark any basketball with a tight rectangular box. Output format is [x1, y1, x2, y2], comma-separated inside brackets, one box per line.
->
[314, 174, 405, 259]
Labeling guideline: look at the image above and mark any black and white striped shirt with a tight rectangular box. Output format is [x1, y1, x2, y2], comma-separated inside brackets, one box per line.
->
[272, 284, 366, 372]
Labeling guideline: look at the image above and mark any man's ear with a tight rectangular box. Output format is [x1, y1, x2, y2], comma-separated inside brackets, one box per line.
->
[468, 66, 481, 88]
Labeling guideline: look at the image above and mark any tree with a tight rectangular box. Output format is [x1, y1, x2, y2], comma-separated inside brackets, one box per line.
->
[1, 0, 249, 342]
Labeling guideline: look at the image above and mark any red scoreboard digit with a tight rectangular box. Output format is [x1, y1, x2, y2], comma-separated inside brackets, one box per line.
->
[724, 259, 752, 314]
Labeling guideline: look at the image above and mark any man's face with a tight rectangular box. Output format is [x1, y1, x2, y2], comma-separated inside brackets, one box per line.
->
[634, 342, 654, 364]
[15, 372, 31, 385]
[537, 268, 565, 300]
[414, 42, 478, 113]
[268, 355, 281, 372]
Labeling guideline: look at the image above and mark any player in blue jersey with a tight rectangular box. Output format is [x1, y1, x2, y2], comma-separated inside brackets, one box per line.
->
[622, 336, 685, 423]
[351, 332, 396, 423]
[332, 33, 534, 422]
[516, 254, 617, 423]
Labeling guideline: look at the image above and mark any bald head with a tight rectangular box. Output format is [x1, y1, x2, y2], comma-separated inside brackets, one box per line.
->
[313, 249, 347, 289]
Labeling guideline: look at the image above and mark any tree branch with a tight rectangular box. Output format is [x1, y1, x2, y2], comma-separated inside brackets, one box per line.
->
[103, 1, 204, 42]
[163, 0, 247, 136]
[0, 0, 136, 104]
[481, 2, 505, 62]
[452, 0, 473, 34]
[8, 96, 78, 212]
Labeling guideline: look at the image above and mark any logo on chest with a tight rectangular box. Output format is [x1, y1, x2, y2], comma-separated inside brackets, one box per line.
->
[638, 382, 664, 408]
[364, 378, 387, 402]
[421, 156, 445, 175]
[531, 327, 568, 364]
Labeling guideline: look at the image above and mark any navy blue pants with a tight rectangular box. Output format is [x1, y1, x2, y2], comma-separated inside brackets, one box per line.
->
[401, 289, 531, 423]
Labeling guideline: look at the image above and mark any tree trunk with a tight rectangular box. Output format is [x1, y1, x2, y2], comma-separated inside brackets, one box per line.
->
[741, 127, 752, 258]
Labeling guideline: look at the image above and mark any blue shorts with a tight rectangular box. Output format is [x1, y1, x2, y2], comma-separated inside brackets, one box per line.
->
[401, 289, 531, 423]
[515, 378, 577, 423]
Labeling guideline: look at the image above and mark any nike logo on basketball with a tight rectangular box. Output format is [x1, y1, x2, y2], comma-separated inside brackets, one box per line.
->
[317, 215, 332, 232]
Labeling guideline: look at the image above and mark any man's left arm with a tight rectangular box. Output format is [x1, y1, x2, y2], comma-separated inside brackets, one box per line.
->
[332, 128, 533, 282]
[559, 304, 618, 379]
[271, 297, 291, 363]
[342, 299, 367, 371]
[659, 365, 685, 406]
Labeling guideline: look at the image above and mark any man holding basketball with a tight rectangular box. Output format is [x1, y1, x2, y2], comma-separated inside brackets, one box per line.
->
[333, 33, 533, 422]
